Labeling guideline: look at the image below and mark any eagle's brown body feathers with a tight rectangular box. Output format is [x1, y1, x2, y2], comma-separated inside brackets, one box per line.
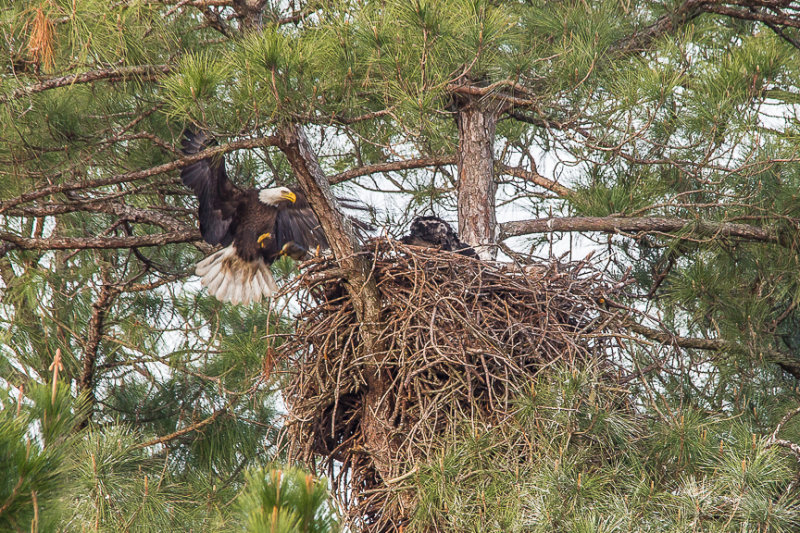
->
[181, 130, 327, 304]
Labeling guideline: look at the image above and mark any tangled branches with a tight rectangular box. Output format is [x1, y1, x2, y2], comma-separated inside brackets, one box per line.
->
[279, 239, 634, 530]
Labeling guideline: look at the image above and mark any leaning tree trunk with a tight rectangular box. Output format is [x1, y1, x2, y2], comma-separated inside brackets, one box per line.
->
[455, 93, 500, 260]
[276, 124, 403, 508]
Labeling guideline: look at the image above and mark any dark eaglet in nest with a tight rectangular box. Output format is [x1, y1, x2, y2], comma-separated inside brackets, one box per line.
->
[401, 216, 477, 257]
[180, 130, 369, 305]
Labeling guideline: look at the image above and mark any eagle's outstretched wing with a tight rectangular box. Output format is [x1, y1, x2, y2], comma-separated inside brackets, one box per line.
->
[273, 186, 328, 258]
[180, 130, 239, 246]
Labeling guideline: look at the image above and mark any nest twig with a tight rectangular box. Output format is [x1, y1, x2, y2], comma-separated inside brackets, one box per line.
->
[279, 238, 632, 530]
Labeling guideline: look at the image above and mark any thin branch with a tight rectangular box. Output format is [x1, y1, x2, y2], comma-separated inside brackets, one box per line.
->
[330, 156, 457, 184]
[700, 3, 800, 29]
[0, 229, 201, 251]
[629, 322, 800, 378]
[497, 163, 572, 198]
[0, 135, 278, 213]
[136, 407, 228, 448]
[7, 201, 192, 233]
[611, 0, 707, 55]
[1, 64, 173, 104]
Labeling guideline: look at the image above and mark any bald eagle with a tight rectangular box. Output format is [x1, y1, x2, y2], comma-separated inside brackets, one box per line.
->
[402, 216, 477, 257]
[181, 130, 328, 304]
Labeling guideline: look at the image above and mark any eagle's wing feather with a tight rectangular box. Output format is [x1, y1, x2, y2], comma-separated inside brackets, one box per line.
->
[181, 130, 240, 246]
[274, 186, 328, 252]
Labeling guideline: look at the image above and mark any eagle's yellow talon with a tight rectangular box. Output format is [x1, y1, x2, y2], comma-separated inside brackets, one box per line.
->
[258, 233, 272, 248]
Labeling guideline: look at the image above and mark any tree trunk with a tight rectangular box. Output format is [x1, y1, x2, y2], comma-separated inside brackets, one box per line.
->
[277, 124, 400, 490]
[232, 0, 268, 32]
[456, 95, 500, 260]
[78, 282, 117, 428]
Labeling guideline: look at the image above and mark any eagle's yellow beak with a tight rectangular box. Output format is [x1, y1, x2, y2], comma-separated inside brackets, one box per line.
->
[281, 191, 297, 204]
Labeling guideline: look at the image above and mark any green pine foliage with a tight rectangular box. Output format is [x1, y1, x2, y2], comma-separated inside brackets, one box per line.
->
[413, 365, 800, 532]
[239, 466, 340, 533]
[4, 0, 800, 530]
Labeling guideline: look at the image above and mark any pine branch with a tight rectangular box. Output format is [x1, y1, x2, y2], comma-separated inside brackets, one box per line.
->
[497, 164, 572, 198]
[700, 3, 800, 29]
[136, 407, 228, 448]
[611, 0, 707, 54]
[628, 322, 800, 379]
[0, 65, 173, 103]
[325, 155, 571, 202]
[0, 135, 279, 213]
[7, 201, 192, 233]
[330, 156, 458, 184]
[0, 229, 201, 250]
[500, 216, 792, 247]
[291, 108, 395, 125]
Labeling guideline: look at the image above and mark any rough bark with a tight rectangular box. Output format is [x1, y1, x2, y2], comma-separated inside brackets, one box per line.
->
[276, 124, 399, 492]
[0, 229, 202, 251]
[500, 216, 791, 247]
[78, 283, 118, 428]
[232, 0, 268, 32]
[455, 94, 501, 260]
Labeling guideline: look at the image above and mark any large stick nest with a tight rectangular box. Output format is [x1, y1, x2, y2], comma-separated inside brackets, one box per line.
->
[279, 239, 632, 530]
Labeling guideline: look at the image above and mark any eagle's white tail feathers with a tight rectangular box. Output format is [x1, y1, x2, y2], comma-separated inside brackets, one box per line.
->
[195, 245, 276, 304]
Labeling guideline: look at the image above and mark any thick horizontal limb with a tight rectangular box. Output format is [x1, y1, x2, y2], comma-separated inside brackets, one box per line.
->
[501, 216, 791, 247]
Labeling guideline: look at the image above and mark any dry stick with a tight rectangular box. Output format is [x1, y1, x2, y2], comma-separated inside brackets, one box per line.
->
[137, 407, 227, 449]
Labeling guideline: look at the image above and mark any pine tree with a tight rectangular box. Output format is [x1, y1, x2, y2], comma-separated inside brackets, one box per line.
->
[4, 0, 800, 531]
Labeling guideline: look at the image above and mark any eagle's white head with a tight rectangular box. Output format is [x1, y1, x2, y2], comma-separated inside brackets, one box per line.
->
[258, 187, 297, 206]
